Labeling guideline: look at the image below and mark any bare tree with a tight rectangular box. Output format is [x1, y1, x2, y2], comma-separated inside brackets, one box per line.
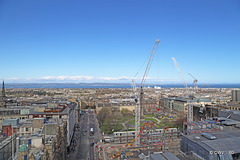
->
[97, 107, 110, 126]
[121, 108, 132, 115]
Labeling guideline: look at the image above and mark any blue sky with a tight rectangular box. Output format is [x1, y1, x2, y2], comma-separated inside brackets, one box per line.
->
[0, 0, 240, 83]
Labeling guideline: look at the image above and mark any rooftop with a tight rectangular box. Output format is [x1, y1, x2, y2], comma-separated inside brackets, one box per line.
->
[150, 152, 180, 160]
[30, 107, 71, 115]
[183, 126, 240, 153]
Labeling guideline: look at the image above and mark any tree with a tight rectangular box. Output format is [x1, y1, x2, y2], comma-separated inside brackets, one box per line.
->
[105, 116, 113, 132]
[174, 117, 186, 131]
[97, 107, 110, 125]
[105, 113, 122, 133]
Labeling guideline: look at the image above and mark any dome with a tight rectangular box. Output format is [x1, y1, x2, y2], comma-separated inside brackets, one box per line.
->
[19, 141, 28, 152]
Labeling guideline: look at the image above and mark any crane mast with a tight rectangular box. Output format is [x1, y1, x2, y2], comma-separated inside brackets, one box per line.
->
[132, 40, 160, 147]
[172, 57, 193, 123]
[131, 78, 141, 146]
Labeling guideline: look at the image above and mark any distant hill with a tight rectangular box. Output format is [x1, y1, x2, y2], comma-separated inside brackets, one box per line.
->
[2, 83, 240, 89]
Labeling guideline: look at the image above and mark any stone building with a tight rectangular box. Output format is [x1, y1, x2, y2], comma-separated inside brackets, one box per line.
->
[228, 102, 240, 111]
[19, 141, 29, 160]
[232, 90, 240, 102]
[0, 135, 17, 160]
[143, 98, 158, 115]
[42, 120, 68, 160]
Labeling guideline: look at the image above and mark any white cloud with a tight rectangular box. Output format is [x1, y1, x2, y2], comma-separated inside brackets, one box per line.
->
[4, 76, 131, 83]
[4, 76, 180, 83]
[42, 76, 94, 81]
[6, 78, 19, 80]
[97, 76, 130, 81]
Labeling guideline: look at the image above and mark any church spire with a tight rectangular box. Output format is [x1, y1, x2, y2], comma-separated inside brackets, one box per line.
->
[1, 81, 6, 108]
[2, 81, 5, 97]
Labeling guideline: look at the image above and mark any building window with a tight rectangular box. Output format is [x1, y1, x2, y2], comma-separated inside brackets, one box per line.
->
[26, 128, 28, 131]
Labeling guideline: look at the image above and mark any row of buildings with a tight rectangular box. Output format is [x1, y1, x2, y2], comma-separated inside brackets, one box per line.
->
[93, 86, 240, 119]
[0, 81, 81, 160]
[95, 98, 158, 115]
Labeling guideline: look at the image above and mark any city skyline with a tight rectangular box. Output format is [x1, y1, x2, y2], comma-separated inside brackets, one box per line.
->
[0, 0, 240, 83]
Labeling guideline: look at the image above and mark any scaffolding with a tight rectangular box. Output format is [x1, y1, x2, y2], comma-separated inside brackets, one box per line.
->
[183, 119, 222, 134]
[139, 121, 181, 152]
[108, 121, 182, 159]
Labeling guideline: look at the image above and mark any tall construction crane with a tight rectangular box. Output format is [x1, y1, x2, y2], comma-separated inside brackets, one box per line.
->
[188, 73, 198, 92]
[131, 78, 141, 147]
[172, 57, 193, 123]
[132, 40, 160, 147]
[140, 40, 160, 118]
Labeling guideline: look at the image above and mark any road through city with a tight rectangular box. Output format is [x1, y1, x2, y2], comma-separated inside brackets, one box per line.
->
[69, 110, 100, 160]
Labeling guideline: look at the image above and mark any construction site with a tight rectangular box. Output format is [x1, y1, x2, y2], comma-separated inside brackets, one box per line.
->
[100, 125, 182, 159]
[93, 40, 192, 160]
[94, 40, 240, 160]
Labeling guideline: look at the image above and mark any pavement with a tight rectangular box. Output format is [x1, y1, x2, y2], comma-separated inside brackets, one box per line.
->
[121, 118, 134, 131]
[152, 117, 161, 123]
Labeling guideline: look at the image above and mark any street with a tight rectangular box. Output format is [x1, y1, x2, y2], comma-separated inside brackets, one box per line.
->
[69, 110, 100, 160]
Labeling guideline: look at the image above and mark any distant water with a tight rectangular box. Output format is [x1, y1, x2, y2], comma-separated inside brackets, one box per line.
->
[3, 83, 240, 89]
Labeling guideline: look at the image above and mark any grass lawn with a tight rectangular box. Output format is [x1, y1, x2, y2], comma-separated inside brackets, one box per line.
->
[128, 128, 135, 131]
[100, 115, 176, 134]
[129, 120, 135, 125]
[159, 120, 176, 128]
[119, 115, 134, 123]
[145, 115, 155, 117]
[100, 115, 133, 134]
[101, 123, 124, 134]
[145, 118, 158, 122]
[101, 125, 108, 133]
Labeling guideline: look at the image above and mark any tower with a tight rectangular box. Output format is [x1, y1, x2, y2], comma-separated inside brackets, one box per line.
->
[232, 90, 240, 102]
[1, 81, 6, 108]
[19, 141, 29, 160]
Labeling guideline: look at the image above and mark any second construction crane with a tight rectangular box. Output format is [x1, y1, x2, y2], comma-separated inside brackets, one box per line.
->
[132, 40, 160, 147]
[172, 57, 193, 123]
[188, 73, 198, 92]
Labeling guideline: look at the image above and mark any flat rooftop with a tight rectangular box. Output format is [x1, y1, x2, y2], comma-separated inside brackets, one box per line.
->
[183, 126, 240, 153]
